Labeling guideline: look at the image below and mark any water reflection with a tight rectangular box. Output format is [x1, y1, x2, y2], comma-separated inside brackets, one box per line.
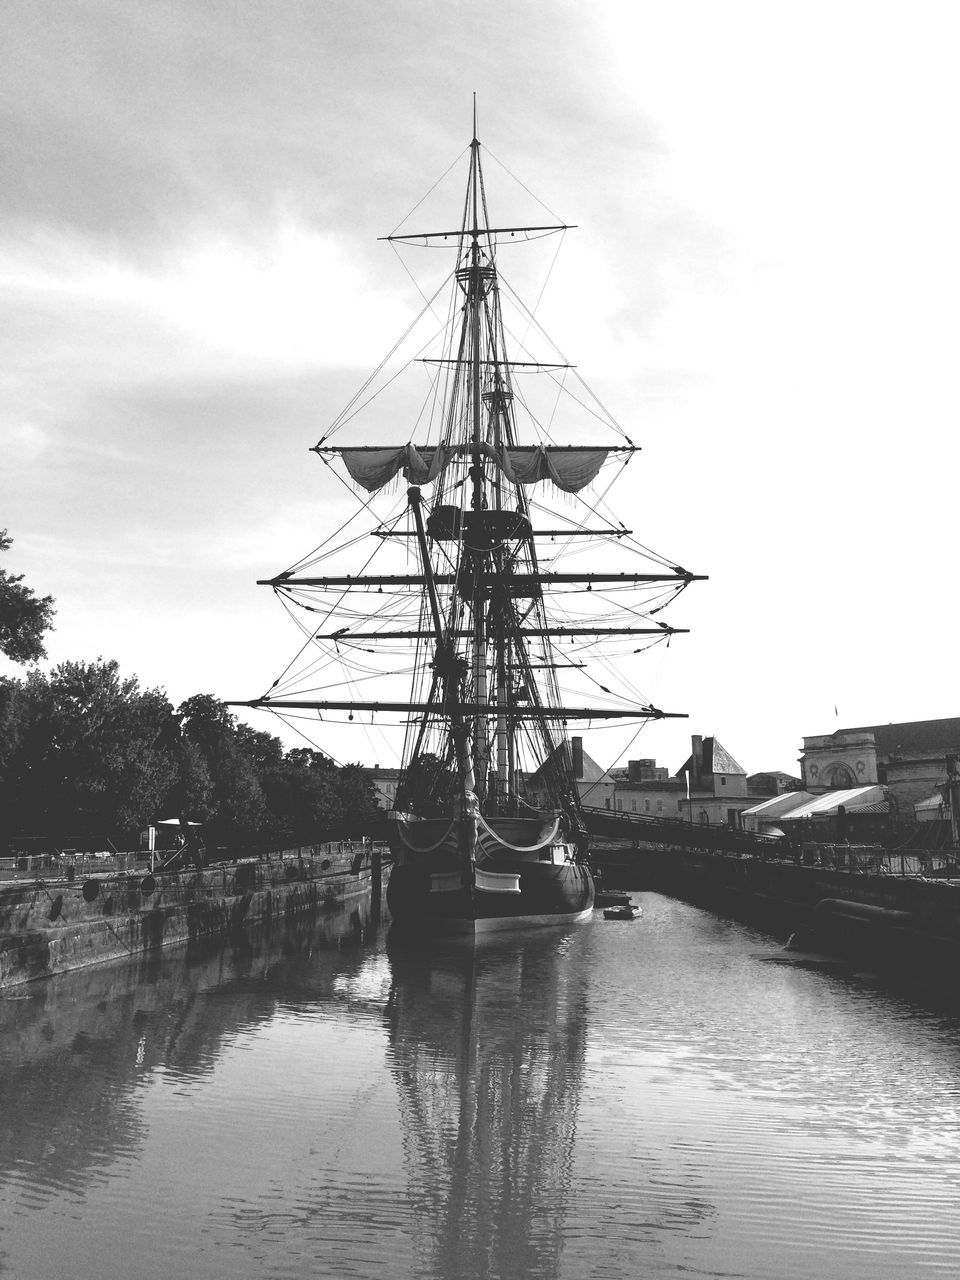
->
[0, 903, 378, 1215]
[384, 929, 586, 1280]
[3, 897, 960, 1280]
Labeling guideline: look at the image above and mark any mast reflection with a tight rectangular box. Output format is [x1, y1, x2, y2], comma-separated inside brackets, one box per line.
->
[384, 928, 589, 1280]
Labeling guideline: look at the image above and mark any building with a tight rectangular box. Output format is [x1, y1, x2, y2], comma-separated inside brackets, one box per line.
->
[612, 766, 686, 820]
[747, 770, 802, 797]
[361, 765, 402, 810]
[799, 717, 960, 819]
[611, 734, 758, 828]
[674, 734, 756, 827]
[523, 737, 616, 811]
[740, 786, 887, 837]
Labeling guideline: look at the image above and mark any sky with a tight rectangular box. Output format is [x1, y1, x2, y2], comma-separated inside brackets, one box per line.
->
[2, 0, 959, 779]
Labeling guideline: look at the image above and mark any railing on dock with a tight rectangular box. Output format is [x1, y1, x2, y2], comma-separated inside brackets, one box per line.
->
[0, 839, 391, 885]
[0, 851, 149, 881]
[582, 807, 960, 879]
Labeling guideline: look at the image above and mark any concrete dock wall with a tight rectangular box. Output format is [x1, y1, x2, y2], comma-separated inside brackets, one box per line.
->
[594, 842, 960, 973]
[0, 844, 389, 990]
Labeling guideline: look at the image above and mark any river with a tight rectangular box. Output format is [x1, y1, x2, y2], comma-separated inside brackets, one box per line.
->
[1, 893, 958, 1279]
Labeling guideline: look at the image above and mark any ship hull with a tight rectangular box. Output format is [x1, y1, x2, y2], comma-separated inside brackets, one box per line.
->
[386, 815, 594, 936]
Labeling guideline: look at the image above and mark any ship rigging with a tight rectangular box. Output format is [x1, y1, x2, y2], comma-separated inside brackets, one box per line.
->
[234, 112, 705, 932]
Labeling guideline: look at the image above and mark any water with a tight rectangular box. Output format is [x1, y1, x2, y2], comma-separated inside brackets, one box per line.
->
[1, 894, 959, 1279]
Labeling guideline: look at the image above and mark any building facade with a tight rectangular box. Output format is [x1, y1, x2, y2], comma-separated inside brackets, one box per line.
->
[361, 766, 403, 810]
[611, 735, 757, 828]
[800, 717, 960, 818]
[523, 737, 616, 811]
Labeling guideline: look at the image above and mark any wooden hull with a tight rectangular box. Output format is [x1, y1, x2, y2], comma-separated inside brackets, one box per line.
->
[386, 815, 594, 935]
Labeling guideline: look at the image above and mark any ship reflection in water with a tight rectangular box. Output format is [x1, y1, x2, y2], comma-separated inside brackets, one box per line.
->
[2, 895, 960, 1280]
[383, 930, 593, 1280]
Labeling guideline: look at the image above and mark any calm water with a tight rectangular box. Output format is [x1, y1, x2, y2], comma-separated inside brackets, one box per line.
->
[1, 895, 959, 1280]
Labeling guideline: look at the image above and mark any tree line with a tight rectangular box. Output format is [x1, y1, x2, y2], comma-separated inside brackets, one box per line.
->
[0, 531, 378, 852]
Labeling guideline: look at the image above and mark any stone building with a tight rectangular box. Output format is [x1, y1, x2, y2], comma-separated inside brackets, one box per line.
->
[799, 717, 960, 818]
[747, 770, 802, 797]
[612, 763, 686, 820]
[612, 734, 757, 828]
[523, 737, 616, 811]
[674, 734, 756, 827]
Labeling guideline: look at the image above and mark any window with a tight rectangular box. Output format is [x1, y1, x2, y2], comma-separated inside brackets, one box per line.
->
[617, 798, 623, 810]
[827, 763, 856, 788]
[720, 777, 726, 787]
[644, 799, 650, 812]
[678, 800, 683, 812]
[656, 799, 663, 813]
[631, 799, 637, 812]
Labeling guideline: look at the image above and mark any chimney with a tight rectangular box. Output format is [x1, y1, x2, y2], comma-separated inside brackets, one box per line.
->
[691, 734, 703, 787]
[571, 736, 584, 780]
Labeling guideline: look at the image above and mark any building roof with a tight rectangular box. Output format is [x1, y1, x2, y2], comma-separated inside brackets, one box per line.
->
[525, 740, 611, 789]
[741, 791, 815, 819]
[915, 791, 946, 814]
[822, 717, 960, 758]
[772, 786, 885, 820]
[676, 736, 746, 778]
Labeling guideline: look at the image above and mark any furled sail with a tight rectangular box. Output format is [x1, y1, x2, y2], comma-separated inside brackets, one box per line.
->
[332, 443, 612, 493]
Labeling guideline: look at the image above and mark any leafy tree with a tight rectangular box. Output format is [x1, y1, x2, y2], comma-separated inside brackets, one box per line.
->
[0, 659, 178, 841]
[397, 751, 458, 817]
[335, 763, 380, 830]
[0, 669, 383, 851]
[0, 530, 55, 663]
[177, 695, 267, 843]
[260, 746, 342, 845]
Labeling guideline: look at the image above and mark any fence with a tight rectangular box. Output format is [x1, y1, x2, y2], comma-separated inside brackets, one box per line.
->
[583, 807, 960, 879]
[0, 851, 151, 881]
[0, 839, 390, 884]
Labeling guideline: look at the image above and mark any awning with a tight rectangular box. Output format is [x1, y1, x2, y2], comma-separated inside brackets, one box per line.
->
[773, 786, 885, 821]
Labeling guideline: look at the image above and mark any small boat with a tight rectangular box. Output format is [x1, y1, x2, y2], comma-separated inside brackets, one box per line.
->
[594, 889, 633, 908]
[602, 902, 641, 921]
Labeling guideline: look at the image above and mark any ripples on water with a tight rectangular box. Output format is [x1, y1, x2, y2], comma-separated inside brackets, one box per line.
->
[1, 894, 959, 1279]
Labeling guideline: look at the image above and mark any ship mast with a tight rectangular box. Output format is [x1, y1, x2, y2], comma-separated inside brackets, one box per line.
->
[468, 112, 488, 799]
[233, 116, 705, 819]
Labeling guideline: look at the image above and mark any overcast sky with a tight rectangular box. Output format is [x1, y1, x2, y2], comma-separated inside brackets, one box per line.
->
[3, 0, 959, 778]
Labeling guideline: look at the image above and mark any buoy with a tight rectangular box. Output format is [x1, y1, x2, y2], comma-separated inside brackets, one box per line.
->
[82, 879, 100, 903]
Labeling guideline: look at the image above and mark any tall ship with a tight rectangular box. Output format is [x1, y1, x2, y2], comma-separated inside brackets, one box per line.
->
[238, 112, 702, 934]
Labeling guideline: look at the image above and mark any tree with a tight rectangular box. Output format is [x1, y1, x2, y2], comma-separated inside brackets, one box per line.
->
[0, 530, 55, 663]
[0, 659, 179, 841]
[397, 751, 458, 817]
[177, 695, 267, 843]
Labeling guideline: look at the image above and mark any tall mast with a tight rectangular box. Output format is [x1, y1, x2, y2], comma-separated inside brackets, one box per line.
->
[469, 107, 488, 796]
[232, 118, 705, 822]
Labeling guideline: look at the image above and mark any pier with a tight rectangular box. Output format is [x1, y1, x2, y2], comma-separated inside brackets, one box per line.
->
[583, 807, 960, 978]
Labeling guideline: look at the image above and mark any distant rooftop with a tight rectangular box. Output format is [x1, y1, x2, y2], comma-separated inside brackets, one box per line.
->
[676, 736, 746, 778]
[813, 717, 960, 756]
